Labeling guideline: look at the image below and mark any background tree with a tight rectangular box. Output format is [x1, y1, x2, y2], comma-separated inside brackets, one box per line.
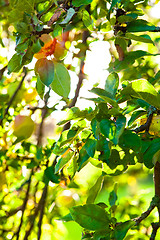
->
[1, 0, 160, 239]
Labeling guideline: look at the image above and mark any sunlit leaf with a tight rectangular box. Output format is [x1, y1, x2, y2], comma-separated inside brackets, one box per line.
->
[8, 53, 23, 74]
[82, 9, 93, 29]
[105, 72, 119, 97]
[112, 220, 135, 240]
[72, 0, 93, 7]
[84, 138, 97, 158]
[125, 33, 154, 44]
[127, 19, 159, 32]
[86, 176, 103, 204]
[51, 62, 70, 98]
[70, 204, 111, 230]
[108, 0, 122, 13]
[90, 88, 118, 107]
[108, 50, 160, 72]
[124, 79, 160, 109]
[55, 150, 74, 173]
[35, 58, 54, 87]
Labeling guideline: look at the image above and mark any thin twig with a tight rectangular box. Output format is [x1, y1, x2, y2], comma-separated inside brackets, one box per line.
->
[63, 30, 89, 131]
[0, 65, 7, 80]
[23, 182, 48, 240]
[37, 184, 48, 240]
[0, 67, 27, 126]
[10, 170, 33, 240]
[134, 204, 156, 226]
[37, 89, 50, 146]
[15, 171, 33, 240]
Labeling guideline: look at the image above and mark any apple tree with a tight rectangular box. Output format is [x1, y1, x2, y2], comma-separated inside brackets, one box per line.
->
[1, 0, 160, 239]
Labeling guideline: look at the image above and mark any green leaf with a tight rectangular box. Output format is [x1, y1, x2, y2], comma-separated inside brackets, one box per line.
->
[100, 119, 116, 143]
[55, 150, 74, 173]
[90, 88, 118, 107]
[86, 176, 103, 204]
[124, 79, 160, 109]
[35, 58, 54, 87]
[32, 39, 42, 54]
[78, 146, 90, 170]
[44, 166, 60, 184]
[108, 0, 121, 13]
[117, 15, 135, 23]
[109, 183, 118, 207]
[119, 130, 141, 152]
[15, 22, 28, 33]
[72, 0, 93, 7]
[143, 138, 160, 169]
[8, 53, 23, 74]
[128, 110, 146, 126]
[105, 72, 119, 97]
[36, 76, 45, 99]
[91, 118, 100, 139]
[112, 220, 135, 240]
[16, 42, 29, 54]
[51, 62, 70, 98]
[0, 94, 9, 103]
[107, 149, 121, 169]
[108, 50, 160, 72]
[99, 116, 125, 145]
[93, 230, 111, 240]
[114, 115, 126, 145]
[127, 19, 159, 32]
[97, 137, 111, 161]
[125, 33, 154, 44]
[82, 9, 93, 29]
[59, 213, 73, 222]
[84, 138, 97, 158]
[70, 204, 111, 230]
[60, 8, 75, 24]
[58, 107, 94, 125]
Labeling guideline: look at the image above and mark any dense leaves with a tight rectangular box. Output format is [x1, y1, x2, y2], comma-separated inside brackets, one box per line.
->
[1, 0, 160, 239]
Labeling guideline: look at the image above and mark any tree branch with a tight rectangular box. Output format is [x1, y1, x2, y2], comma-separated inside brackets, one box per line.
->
[37, 90, 50, 146]
[63, 30, 89, 131]
[15, 170, 33, 240]
[0, 65, 7, 80]
[134, 202, 156, 226]
[0, 67, 27, 126]
[150, 222, 160, 240]
[23, 182, 48, 240]
[134, 112, 154, 133]
[37, 184, 48, 240]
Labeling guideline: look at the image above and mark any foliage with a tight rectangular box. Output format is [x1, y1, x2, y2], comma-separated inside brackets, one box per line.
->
[1, 0, 160, 239]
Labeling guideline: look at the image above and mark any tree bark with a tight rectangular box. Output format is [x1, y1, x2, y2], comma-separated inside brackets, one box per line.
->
[154, 161, 160, 219]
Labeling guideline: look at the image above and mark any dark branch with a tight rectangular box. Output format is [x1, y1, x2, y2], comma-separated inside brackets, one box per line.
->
[134, 203, 156, 226]
[37, 184, 48, 240]
[23, 182, 48, 240]
[63, 30, 89, 131]
[0, 67, 27, 126]
[150, 222, 160, 240]
[0, 65, 7, 80]
[15, 170, 33, 240]
[32, 28, 53, 37]
[37, 90, 50, 146]
[134, 112, 154, 133]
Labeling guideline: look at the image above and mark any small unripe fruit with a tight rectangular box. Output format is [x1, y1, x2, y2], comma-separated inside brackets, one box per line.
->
[13, 115, 34, 140]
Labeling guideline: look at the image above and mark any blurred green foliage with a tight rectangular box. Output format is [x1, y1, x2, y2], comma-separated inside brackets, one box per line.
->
[1, 0, 160, 239]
